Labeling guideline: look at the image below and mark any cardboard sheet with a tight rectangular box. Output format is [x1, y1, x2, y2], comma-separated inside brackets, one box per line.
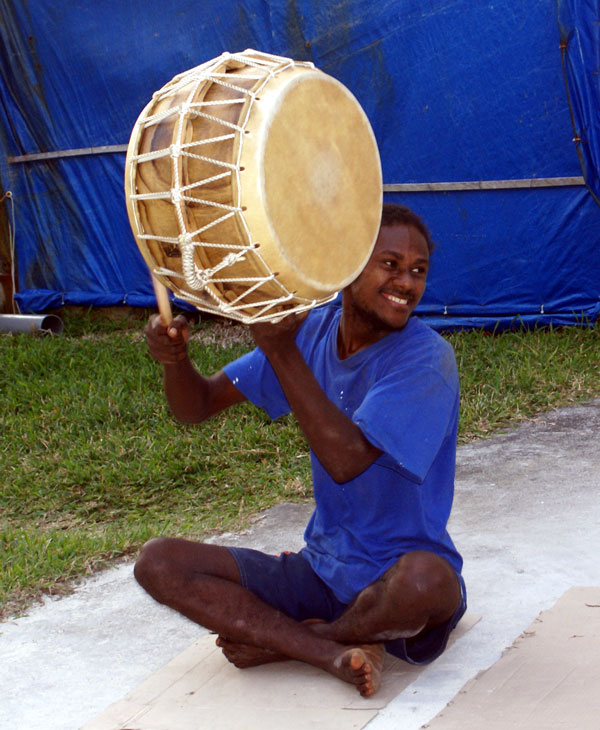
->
[425, 587, 600, 730]
[82, 615, 479, 730]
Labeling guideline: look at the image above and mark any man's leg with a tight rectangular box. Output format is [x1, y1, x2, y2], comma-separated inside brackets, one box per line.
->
[308, 550, 462, 645]
[133, 537, 384, 697]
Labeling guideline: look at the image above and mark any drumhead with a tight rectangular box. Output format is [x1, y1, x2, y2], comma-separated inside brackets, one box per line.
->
[244, 70, 382, 292]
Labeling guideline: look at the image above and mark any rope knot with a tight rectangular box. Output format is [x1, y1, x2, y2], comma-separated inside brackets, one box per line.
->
[221, 253, 239, 268]
[178, 232, 194, 247]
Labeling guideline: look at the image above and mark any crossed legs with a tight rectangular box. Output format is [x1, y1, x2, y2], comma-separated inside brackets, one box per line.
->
[134, 538, 461, 697]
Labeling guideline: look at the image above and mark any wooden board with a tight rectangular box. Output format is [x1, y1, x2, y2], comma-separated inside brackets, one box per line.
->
[425, 587, 600, 730]
[82, 615, 479, 730]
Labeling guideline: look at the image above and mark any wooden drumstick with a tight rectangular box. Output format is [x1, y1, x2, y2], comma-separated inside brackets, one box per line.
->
[151, 274, 173, 326]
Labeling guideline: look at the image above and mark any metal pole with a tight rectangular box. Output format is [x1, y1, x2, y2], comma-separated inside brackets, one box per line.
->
[0, 314, 63, 334]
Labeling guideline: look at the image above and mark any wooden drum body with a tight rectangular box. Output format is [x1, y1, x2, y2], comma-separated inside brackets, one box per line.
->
[125, 49, 382, 323]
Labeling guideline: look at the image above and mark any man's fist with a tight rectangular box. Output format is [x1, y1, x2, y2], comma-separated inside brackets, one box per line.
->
[144, 314, 190, 365]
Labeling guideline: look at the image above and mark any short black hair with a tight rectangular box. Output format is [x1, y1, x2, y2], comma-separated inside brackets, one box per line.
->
[381, 203, 436, 254]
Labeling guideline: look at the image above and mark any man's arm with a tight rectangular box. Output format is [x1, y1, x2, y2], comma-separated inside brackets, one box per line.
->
[250, 317, 382, 483]
[145, 314, 246, 423]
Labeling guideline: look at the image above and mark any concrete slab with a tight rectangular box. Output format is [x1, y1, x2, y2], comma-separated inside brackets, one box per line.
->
[2, 398, 600, 730]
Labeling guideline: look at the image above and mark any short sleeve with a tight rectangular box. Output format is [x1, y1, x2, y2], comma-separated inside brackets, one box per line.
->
[353, 364, 459, 484]
[223, 348, 291, 420]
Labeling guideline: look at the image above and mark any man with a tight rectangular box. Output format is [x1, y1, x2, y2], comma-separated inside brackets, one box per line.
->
[135, 203, 466, 698]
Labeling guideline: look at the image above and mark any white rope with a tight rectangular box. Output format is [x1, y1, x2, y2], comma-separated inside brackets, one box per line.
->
[133, 134, 235, 163]
[200, 76, 260, 98]
[176, 133, 236, 148]
[172, 192, 241, 213]
[200, 275, 276, 285]
[131, 191, 171, 201]
[181, 239, 238, 291]
[153, 265, 182, 278]
[183, 107, 247, 133]
[178, 170, 232, 192]
[131, 154, 235, 200]
[187, 98, 246, 107]
[225, 51, 298, 73]
[140, 104, 182, 129]
[225, 278, 280, 306]
[174, 152, 238, 170]
[208, 71, 264, 79]
[185, 210, 237, 235]
[168, 239, 251, 251]
[154, 268, 331, 324]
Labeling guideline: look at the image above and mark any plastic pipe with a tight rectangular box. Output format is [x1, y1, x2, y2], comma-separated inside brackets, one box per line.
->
[0, 314, 64, 334]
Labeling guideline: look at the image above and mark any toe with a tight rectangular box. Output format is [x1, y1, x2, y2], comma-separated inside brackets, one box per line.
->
[349, 650, 365, 671]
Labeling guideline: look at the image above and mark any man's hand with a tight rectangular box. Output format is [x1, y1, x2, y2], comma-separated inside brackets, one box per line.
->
[249, 311, 308, 354]
[145, 314, 190, 365]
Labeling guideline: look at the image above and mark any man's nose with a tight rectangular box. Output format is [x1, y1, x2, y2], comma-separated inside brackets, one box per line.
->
[391, 269, 412, 289]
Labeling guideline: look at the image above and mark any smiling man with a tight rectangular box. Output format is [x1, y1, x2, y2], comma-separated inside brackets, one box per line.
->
[135, 203, 466, 698]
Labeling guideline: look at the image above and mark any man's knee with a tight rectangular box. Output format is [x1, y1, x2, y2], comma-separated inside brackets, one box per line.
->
[134, 537, 178, 600]
[386, 551, 461, 615]
[134, 537, 241, 603]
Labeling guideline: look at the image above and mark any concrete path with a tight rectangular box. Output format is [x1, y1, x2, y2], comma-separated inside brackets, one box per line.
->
[2, 398, 599, 730]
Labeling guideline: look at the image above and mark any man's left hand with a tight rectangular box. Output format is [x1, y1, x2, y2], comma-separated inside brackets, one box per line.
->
[249, 311, 309, 354]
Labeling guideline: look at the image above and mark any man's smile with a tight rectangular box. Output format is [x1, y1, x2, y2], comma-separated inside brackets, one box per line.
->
[381, 291, 409, 306]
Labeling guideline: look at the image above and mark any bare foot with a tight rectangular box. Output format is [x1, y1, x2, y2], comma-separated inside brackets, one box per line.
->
[331, 643, 385, 698]
[216, 623, 385, 698]
[215, 635, 287, 668]
[215, 619, 325, 669]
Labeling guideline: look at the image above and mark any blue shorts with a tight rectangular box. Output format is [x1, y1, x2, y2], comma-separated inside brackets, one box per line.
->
[229, 546, 467, 665]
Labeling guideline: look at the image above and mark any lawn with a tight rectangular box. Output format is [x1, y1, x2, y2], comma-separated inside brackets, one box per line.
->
[1, 309, 598, 618]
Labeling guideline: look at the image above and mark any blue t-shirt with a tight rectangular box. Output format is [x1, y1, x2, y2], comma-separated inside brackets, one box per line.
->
[224, 303, 462, 603]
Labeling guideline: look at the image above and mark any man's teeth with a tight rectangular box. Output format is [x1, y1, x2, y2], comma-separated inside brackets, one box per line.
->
[385, 293, 408, 305]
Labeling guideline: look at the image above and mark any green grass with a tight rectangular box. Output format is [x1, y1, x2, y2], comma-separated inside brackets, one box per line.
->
[448, 325, 600, 440]
[1, 310, 599, 618]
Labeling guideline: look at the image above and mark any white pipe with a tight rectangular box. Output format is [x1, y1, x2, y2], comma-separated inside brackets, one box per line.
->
[0, 314, 64, 334]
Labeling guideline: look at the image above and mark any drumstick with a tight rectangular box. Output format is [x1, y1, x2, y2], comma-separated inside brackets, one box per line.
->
[151, 273, 173, 326]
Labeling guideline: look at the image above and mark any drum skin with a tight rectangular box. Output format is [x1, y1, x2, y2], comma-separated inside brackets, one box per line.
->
[125, 50, 382, 322]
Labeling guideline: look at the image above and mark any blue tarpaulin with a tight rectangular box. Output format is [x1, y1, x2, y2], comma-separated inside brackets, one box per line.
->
[1, 0, 598, 328]
[558, 0, 600, 206]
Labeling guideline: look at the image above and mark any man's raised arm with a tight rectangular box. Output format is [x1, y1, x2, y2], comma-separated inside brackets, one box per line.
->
[145, 314, 246, 423]
[249, 316, 382, 484]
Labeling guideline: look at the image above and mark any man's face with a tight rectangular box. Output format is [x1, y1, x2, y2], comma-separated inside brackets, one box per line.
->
[347, 223, 430, 332]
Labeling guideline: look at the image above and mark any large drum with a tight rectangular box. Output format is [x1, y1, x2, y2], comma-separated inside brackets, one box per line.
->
[125, 49, 382, 323]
